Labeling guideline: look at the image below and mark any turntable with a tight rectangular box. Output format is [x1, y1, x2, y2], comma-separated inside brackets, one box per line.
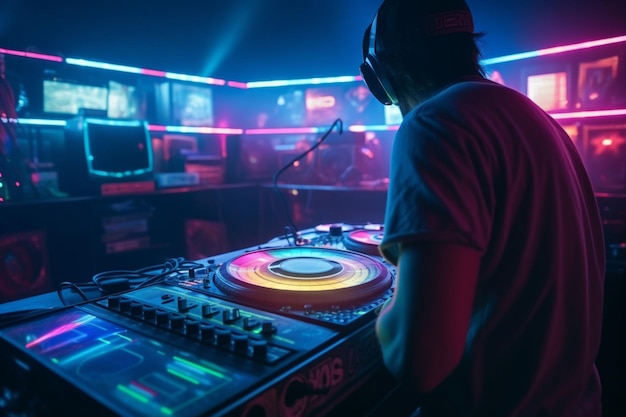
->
[214, 246, 391, 309]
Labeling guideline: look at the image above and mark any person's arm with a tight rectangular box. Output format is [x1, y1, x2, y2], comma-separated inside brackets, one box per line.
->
[376, 242, 481, 392]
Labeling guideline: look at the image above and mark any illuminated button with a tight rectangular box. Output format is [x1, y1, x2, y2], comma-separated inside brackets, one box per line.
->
[156, 310, 169, 326]
[186, 319, 200, 336]
[143, 306, 156, 321]
[231, 333, 248, 351]
[170, 314, 185, 330]
[215, 328, 231, 346]
[250, 339, 268, 357]
[200, 324, 215, 341]
[118, 299, 132, 313]
[130, 302, 143, 316]
[107, 296, 120, 309]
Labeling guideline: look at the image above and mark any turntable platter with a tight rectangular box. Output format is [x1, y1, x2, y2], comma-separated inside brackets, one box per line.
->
[343, 228, 384, 256]
[214, 247, 392, 308]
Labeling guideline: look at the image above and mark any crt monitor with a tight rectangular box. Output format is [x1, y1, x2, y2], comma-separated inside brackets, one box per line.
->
[58, 118, 154, 196]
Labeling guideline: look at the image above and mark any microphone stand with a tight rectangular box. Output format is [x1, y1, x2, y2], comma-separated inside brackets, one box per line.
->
[272, 118, 343, 245]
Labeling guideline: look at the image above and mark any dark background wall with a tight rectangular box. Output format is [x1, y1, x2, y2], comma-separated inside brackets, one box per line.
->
[1, 0, 625, 82]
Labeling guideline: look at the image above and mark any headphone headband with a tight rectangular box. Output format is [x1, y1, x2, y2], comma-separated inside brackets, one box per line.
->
[359, 2, 475, 106]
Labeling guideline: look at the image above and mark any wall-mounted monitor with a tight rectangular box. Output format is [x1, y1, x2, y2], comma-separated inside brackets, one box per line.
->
[107, 80, 146, 120]
[171, 83, 213, 126]
[305, 84, 383, 126]
[155, 82, 214, 127]
[576, 55, 620, 109]
[43, 79, 108, 115]
[524, 69, 570, 112]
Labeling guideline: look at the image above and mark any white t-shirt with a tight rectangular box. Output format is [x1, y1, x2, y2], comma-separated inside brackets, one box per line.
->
[380, 77, 606, 416]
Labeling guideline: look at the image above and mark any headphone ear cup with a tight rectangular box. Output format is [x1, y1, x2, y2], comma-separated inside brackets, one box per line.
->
[360, 54, 398, 106]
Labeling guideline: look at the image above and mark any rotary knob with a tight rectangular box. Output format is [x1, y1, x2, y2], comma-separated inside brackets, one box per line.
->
[250, 339, 268, 357]
[130, 302, 144, 317]
[215, 328, 231, 346]
[156, 310, 169, 326]
[107, 295, 120, 309]
[118, 298, 132, 313]
[231, 334, 248, 352]
[143, 306, 156, 321]
[186, 319, 200, 336]
[200, 324, 216, 341]
[170, 314, 185, 330]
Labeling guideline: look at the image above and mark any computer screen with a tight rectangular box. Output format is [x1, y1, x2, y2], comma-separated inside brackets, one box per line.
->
[84, 119, 153, 176]
[43, 79, 108, 115]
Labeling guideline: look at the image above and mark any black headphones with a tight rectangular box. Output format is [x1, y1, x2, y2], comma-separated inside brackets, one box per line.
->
[359, 12, 399, 106]
[360, 1, 476, 107]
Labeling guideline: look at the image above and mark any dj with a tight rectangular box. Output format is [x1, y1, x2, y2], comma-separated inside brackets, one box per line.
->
[360, 0, 606, 416]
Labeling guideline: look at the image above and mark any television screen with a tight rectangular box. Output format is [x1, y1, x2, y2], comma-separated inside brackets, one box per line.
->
[43, 80, 108, 115]
[107, 80, 145, 119]
[171, 83, 213, 126]
[526, 71, 569, 111]
[576, 55, 619, 109]
[85, 119, 153, 176]
[305, 85, 383, 126]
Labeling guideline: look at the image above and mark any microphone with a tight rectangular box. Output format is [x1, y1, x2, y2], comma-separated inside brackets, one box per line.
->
[272, 119, 343, 245]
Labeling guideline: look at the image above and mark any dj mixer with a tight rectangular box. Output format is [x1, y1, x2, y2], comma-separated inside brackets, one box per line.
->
[0, 224, 395, 417]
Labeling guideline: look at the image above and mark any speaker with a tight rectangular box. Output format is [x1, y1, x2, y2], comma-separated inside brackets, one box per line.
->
[0, 230, 51, 303]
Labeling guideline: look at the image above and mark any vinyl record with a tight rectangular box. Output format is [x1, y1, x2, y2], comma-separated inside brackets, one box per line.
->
[343, 226, 384, 256]
[214, 247, 391, 308]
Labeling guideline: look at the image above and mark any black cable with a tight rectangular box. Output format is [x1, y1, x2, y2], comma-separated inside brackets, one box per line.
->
[52, 257, 204, 307]
[272, 118, 343, 245]
[57, 281, 96, 305]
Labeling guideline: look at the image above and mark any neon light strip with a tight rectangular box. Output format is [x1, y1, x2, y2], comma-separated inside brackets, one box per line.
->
[481, 35, 626, 66]
[0, 47, 63, 62]
[65, 58, 226, 85]
[66, 58, 145, 74]
[245, 127, 326, 135]
[227, 80, 248, 89]
[16, 118, 67, 126]
[148, 125, 243, 135]
[550, 109, 626, 120]
[349, 124, 400, 132]
[164, 72, 226, 86]
[246, 75, 362, 89]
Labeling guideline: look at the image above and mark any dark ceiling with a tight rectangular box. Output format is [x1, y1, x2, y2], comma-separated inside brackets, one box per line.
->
[1, 0, 625, 82]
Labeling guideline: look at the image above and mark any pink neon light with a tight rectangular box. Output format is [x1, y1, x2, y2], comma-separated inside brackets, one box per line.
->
[550, 109, 626, 120]
[227, 81, 248, 89]
[0, 47, 63, 62]
[538, 35, 626, 58]
[148, 125, 167, 132]
[25, 315, 95, 349]
[141, 68, 167, 77]
[245, 127, 321, 135]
